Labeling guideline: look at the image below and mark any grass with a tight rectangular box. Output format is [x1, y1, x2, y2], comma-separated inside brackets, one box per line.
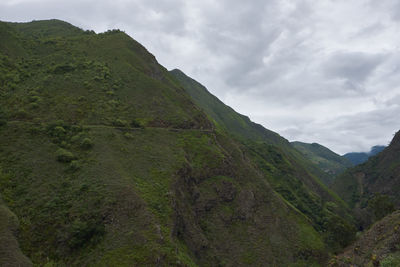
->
[0, 19, 360, 266]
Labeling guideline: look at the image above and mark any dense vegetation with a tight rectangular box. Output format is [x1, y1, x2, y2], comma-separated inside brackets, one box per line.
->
[4, 18, 398, 267]
[331, 210, 400, 266]
[291, 141, 353, 185]
[0, 19, 353, 266]
[171, 69, 356, 253]
[332, 131, 400, 229]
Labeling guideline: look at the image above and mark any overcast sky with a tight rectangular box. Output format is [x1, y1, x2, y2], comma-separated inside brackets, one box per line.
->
[1, 0, 400, 154]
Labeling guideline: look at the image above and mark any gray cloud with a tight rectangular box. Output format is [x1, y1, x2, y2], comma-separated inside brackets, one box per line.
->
[1, 0, 399, 154]
[323, 52, 386, 84]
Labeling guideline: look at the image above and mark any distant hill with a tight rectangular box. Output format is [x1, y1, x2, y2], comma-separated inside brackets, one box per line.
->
[343, 145, 386, 165]
[291, 142, 353, 185]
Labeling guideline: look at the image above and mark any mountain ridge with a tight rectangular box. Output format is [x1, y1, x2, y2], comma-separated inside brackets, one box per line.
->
[291, 141, 353, 185]
[0, 19, 348, 266]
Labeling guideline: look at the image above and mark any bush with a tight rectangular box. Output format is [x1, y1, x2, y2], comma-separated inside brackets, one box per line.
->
[56, 148, 76, 163]
[112, 119, 128, 127]
[67, 219, 105, 249]
[124, 132, 134, 139]
[130, 119, 143, 128]
[381, 254, 400, 267]
[368, 194, 395, 221]
[53, 126, 66, 138]
[80, 138, 93, 149]
[69, 160, 81, 171]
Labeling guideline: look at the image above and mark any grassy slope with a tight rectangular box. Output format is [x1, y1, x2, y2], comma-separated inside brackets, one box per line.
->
[291, 141, 353, 185]
[332, 131, 400, 228]
[170, 69, 356, 252]
[0, 196, 32, 267]
[331, 210, 400, 267]
[0, 20, 331, 266]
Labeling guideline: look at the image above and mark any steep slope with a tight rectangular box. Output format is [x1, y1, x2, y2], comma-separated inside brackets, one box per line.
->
[291, 142, 353, 185]
[169, 69, 284, 145]
[343, 145, 386, 165]
[0, 195, 32, 267]
[0, 19, 333, 266]
[332, 131, 400, 228]
[331, 210, 400, 267]
[170, 69, 356, 252]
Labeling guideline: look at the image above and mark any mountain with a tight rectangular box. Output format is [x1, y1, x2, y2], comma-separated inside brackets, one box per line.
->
[170, 69, 356, 252]
[343, 145, 386, 165]
[331, 210, 400, 267]
[332, 131, 400, 228]
[291, 142, 353, 185]
[0, 19, 357, 266]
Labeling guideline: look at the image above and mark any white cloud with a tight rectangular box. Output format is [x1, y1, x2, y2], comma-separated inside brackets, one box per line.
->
[1, 0, 399, 154]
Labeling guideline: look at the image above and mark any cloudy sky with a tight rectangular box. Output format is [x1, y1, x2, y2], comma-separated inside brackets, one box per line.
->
[1, 0, 400, 154]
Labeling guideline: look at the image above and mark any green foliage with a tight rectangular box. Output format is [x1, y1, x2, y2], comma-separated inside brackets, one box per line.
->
[322, 212, 356, 251]
[80, 137, 93, 149]
[368, 194, 395, 221]
[112, 119, 128, 127]
[130, 119, 143, 128]
[67, 219, 105, 249]
[56, 148, 75, 163]
[0, 19, 361, 267]
[381, 253, 400, 267]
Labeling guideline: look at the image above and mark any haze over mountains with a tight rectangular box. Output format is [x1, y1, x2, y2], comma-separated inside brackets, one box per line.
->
[0, 19, 399, 267]
[343, 145, 386, 165]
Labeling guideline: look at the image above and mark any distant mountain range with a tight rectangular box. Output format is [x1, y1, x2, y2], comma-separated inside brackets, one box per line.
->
[343, 145, 386, 165]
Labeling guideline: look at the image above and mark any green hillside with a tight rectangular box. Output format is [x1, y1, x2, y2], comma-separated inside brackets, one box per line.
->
[170, 69, 356, 252]
[291, 142, 353, 185]
[169, 69, 284, 145]
[0, 19, 344, 266]
[331, 210, 400, 267]
[0, 196, 32, 267]
[332, 131, 400, 228]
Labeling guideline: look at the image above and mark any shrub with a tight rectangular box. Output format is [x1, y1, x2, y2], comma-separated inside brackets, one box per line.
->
[56, 148, 75, 163]
[381, 254, 400, 267]
[29, 95, 41, 102]
[67, 219, 105, 249]
[130, 119, 143, 128]
[69, 160, 81, 171]
[29, 102, 39, 109]
[112, 119, 128, 127]
[53, 126, 66, 138]
[15, 109, 28, 119]
[80, 138, 93, 149]
[368, 194, 395, 220]
[124, 132, 134, 139]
